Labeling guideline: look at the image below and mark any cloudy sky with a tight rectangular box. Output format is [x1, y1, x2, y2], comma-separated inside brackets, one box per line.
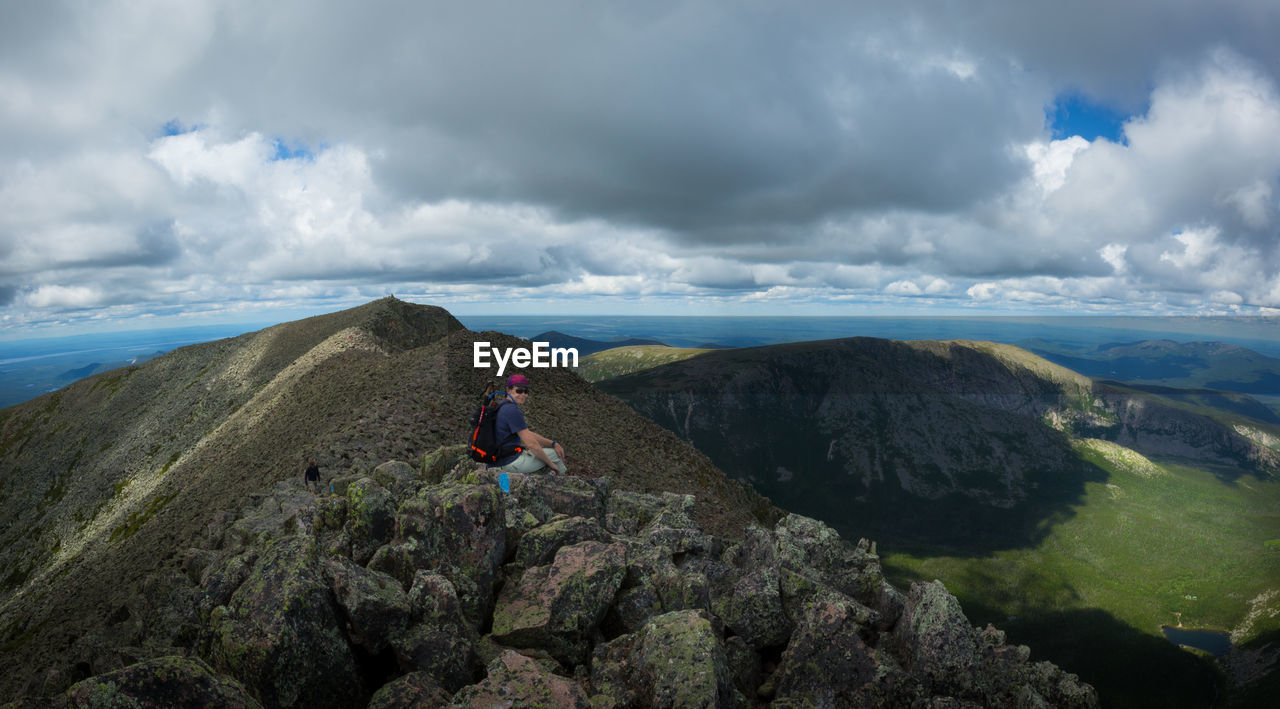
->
[3, 1, 1280, 336]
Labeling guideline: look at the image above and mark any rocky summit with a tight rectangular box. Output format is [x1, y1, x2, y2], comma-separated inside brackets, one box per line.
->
[13, 454, 1096, 707]
[0, 299, 1097, 706]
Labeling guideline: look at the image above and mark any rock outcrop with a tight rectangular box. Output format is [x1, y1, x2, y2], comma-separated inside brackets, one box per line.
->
[8, 450, 1097, 708]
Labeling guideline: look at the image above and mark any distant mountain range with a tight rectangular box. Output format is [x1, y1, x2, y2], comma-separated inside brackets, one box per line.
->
[1021, 339, 1280, 399]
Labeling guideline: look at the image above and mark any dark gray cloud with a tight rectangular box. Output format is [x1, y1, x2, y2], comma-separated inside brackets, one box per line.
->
[2, 1, 1280, 332]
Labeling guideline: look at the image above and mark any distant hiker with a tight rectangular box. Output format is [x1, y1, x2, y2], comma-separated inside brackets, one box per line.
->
[490, 374, 568, 475]
[304, 459, 321, 494]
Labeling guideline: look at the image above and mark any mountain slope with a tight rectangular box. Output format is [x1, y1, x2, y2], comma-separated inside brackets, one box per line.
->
[0, 298, 772, 699]
[597, 336, 1280, 705]
[598, 337, 1278, 548]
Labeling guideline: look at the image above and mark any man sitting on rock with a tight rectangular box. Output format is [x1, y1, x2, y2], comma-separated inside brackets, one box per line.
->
[491, 374, 568, 475]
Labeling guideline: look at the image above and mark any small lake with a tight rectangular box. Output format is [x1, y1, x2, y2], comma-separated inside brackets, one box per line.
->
[1161, 626, 1232, 657]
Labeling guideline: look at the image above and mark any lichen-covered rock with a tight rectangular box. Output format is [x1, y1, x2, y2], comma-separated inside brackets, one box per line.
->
[373, 459, 417, 490]
[604, 490, 667, 535]
[639, 494, 713, 555]
[391, 622, 478, 693]
[509, 473, 608, 522]
[492, 540, 626, 666]
[197, 549, 258, 623]
[1022, 660, 1099, 708]
[407, 570, 466, 626]
[389, 570, 479, 692]
[450, 650, 591, 708]
[345, 477, 396, 564]
[711, 566, 791, 649]
[65, 656, 262, 709]
[608, 610, 746, 709]
[604, 584, 662, 635]
[367, 670, 452, 709]
[621, 542, 711, 616]
[773, 514, 883, 606]
[515, 515, 610, 569]
[325, 555, 411, 654]
[421, 444, 469, 484]
[771, 597, 921, 707]
[396, 482, 506, 626]
[207, 536, 363, 708]
[892, 580, 982, 698]
[389, 565, 481, 691]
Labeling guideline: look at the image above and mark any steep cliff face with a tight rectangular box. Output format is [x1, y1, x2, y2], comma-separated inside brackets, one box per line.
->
[599, 337, 1280, 550]
[0, 298, 771, 700]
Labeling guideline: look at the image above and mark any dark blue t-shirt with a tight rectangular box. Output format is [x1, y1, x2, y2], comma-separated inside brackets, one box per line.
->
[493, 401, 528, 466]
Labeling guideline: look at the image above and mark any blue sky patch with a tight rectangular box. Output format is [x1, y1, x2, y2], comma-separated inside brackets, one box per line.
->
[271, 138, 317, 162]
[160, 119, 197, 137]
[1048, 93, 1134, 143]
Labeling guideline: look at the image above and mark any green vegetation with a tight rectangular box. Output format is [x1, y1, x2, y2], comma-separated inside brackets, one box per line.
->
[160, 450, 182, 475]
[577, 345, 713, 382]
[88, 370, 128, 398]
[109, 490, 179, 542]
[884, 445, 1280, 707]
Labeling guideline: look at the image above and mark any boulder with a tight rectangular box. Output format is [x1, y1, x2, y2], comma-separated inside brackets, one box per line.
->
[711, 565, 791, 650]
[420, 445, 469, 484]
[65, 656, 262, 709]
[396, 483, 506, 626]
[771, 597, 920, 707]
[197, 549, 257, 623]
[491, 540, 626, 666]
[450, 650, 592, 708]
[345, 477, 396, 564]
[891, 580, 982, 698]
[773, 514, 884, 607]
[207, 536, 363, 708]
[604, 490, 667, 535]
[515, 515, 610, 569]
[391, 623, 477, 694]
[373, 459, 418, 489]
[324, 555, 411, 654]
[390, 570, 479, 693]
[367, 671, 452, 709]
[639, 494, 713, 554]
[592, 610, 745, 709]
[509, 473, 607, 522]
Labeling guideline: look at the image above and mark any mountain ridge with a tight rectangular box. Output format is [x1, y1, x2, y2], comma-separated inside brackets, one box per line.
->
[0, 300, 1101, 706]
[0, 298, 772, 699]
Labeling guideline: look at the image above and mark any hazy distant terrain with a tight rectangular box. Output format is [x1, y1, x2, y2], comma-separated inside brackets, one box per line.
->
[0, 325, 260, 410]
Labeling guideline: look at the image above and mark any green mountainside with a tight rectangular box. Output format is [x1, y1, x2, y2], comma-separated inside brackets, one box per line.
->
[577, 345, 713, 383]
[598, 337, 1280, 707]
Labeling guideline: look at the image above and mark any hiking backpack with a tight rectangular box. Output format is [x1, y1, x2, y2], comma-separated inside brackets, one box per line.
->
[467, 388, 523, 464]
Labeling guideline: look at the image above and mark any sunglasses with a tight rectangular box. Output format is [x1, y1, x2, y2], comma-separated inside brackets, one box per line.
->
[512, 387, 529, 394]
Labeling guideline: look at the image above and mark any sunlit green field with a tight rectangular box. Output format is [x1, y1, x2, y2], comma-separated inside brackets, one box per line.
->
[884, 441, 1280, 707]
[576, 345, 712, 382]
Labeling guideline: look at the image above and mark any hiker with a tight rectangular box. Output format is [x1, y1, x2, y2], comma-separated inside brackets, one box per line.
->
[303, 459, 322, 494]
[490, 374, 568, 475]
